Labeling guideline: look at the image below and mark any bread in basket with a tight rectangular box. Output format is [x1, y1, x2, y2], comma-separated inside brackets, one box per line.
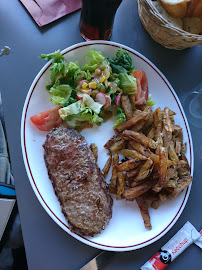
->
[137, 0, 202, 49]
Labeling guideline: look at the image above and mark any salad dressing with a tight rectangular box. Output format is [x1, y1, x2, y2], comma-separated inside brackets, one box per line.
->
[103, 111, 113, 123]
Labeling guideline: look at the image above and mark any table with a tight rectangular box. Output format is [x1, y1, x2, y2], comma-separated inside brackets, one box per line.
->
[0, 0, 201, 269]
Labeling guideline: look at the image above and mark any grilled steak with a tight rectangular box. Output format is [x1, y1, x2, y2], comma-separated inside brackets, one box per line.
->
[43, 126, 113, 236]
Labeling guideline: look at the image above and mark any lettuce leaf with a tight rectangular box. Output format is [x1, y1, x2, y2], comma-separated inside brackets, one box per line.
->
[114, 108, 126, 128]
[68, 61, 80, 77]
[58, 94, 103, 125]
[82, 94, 103, 114]
[119, 73, 137, 95]
[83, 70, 92, 80]
[59, 100, 85, 119]
[63, 96, 77, 107]
[75, 107, 103, 125]
[82, 63, 98, 72]
[40, 50, 65, 62]
[146, 95, 156, 106]
[50, 62, 67, 84]
[108, 48, 134, 74]
[67, 61, 81, 86]
[40, 50, 68, 85]
[49, 84, 72, 106]
[82, 50, 105, 72]
[59, 103, 103, 125]
[88, 50, 105, 65]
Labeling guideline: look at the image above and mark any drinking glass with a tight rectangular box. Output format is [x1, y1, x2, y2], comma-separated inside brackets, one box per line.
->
[79, 0, 123, 41]
[183, 83, 202, 128]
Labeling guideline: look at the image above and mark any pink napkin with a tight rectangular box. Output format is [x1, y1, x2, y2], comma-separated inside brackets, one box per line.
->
[20, 0, 82, 27]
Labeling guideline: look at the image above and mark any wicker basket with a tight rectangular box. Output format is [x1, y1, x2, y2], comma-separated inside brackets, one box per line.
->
[138, 0, 202, 49]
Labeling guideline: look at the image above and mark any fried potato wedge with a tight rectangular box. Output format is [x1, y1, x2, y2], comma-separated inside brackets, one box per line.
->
[120, 149, 147, 160]
[168, 141, 179, 162]
[110, 139, 126, 154]
[163, 107, 172, 133]
[126, 168, 140, 179]
[115, 111, 149, 133]
[132, 158, 153, 184]
[117, 171, 126, 199]
[146, 127, 155, 139]
[104, 104, 192, 231]
[169, 177, 192, 198]
[175, 140, 181, 155]
[153, 147, 168, 192]
[153, 107, 163, 141]
[104, 134, 121, 149]
[90, 143, 98, 161]
[151, 198, 160, 209]
[117, 158, 142, 172]
[129, 141, 175, 167]
[122, 130, 157, 149]
[102, 154, 112, 178]
[131, 107, 152, 132]
[129, 94, 137, 110]
[136, 196, 152, 230]
[124, 178, 155, 200]
[108, 153, 119, 193]
[121, 95, 133, 120]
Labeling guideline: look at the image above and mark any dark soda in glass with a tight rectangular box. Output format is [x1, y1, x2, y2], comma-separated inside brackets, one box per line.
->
[79, 0, 123, 40]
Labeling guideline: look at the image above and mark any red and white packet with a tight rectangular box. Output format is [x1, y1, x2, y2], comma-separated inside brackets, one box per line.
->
[194, 230, 202, 249]
[141, 221, 202, 270]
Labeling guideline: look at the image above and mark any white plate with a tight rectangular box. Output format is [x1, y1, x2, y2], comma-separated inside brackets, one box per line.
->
[21, 41, 193, 251]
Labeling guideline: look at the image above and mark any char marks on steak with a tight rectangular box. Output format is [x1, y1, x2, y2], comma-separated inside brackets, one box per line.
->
[43, 126, 113, 236]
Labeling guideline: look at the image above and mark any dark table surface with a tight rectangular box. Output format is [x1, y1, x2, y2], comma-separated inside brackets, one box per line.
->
[0, 0, 202, 269]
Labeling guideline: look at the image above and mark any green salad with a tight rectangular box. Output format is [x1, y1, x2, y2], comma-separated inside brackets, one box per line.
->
[33, 48, 155, 131]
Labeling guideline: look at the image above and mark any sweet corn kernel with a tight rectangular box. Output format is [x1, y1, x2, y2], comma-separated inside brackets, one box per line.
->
[99, 76, 106, 83]
[95, 68, 101, 76]
[88, 81, 97, 89]
[82, 82, 88, 89]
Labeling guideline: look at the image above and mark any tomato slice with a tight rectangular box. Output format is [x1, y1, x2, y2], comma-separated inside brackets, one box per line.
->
[133, 70, 149, 105]
[30, 106, 62, 131]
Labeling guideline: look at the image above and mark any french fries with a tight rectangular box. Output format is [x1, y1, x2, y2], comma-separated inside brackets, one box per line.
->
[115, 111, 149, 133]
[90, 143, 98, 161]
[151, 198, 160, 209]
[129, 140, 175, 167]
[132, 158, 153, 184]
[117, 158, 142, 172]
[102, 154, 112, 178]
[126, 168, 140, 180]
[121, 95, 133, 120]
[136, 196, 152, 230]
[129, 93, 137, 110]
[117, 171, 125, 199]
[153, 107, 163, 141]
[163, 107, 172, 133]
[123, 178, 156, 200]
[122, 130, 157, 149]
[168, 141, 179, 162]
[104, 134, 121, 149]
[103, 102, 192, 230]
[131, 106, 152, 132]
[109, 139, 126, 154]
[168, 177, 192, 198]
[146, 127, 155, 139]
[175, 140, 182, 155]
[120, 149, 147, 160]
[108, 153, 119, 194]
[152, 147, 168, 192]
